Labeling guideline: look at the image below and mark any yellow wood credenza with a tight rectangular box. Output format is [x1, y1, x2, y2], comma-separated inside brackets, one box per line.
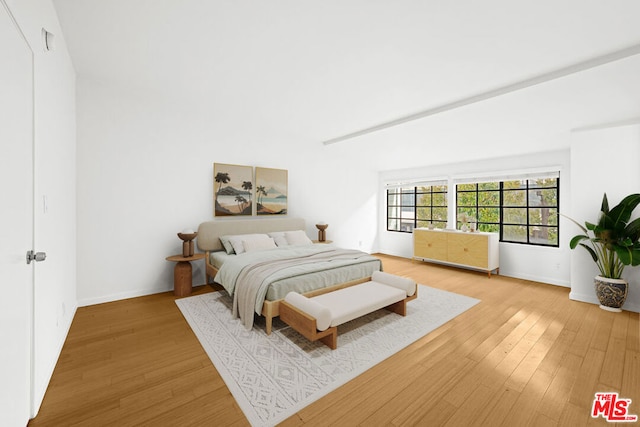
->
[413, 228, 499, 277]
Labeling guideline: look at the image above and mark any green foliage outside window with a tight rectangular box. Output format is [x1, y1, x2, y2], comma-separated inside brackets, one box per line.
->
[387, 176, 558, 247]
[456, 178, 559, 247]
[387, 185, 448, 232]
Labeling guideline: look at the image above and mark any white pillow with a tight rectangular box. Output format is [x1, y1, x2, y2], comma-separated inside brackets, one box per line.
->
[273, 236, 289, 247]
[285, 230, 313, 246]
[227, 233, 270, 255]
[371, 271, 416, 296]
[284, 292, 332, 331]
[243, 237, 277, 253]
[268, 232, 289, 247]
[219, 235, 236, 254]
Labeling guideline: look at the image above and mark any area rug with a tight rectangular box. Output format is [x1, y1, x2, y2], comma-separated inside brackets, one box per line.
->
[176, 285, 479, 426]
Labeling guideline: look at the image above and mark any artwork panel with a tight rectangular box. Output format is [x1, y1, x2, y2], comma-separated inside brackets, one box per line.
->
[213, 163, 254, 216]
[256, 167, 287, 216]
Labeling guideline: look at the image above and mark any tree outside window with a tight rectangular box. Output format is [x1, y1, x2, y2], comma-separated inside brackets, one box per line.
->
[456, 177, 558, 247]
[387, 185, 448, 232]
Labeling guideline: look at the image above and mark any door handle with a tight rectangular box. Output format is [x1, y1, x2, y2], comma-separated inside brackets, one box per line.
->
[26, 250, 46, 264]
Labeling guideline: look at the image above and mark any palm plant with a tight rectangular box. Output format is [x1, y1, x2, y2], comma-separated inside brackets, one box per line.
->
[256, 185, 267, 206]
[567, 193, 640, 279]
[235, 195, 248, 212]
[215, 172, 230, 193]
[242, 181, 253, 206]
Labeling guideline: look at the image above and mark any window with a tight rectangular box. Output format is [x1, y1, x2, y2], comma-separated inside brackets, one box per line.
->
[387, 184, 448, 232]
[387, 187, 415, 232]
[456, 182, 500, 233]
[456, 177, 559, 247]
[502, 178, 559, 246]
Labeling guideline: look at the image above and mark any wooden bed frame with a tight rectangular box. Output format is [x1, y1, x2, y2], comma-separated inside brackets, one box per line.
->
[196, 218, 375, 334]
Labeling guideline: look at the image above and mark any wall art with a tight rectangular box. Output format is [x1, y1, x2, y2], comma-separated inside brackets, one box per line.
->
[213, 163, 253, 216]
[255, 167, 287, 215]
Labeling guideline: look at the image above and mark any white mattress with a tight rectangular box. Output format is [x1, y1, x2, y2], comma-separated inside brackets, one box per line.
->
[209, 250, 233, 269]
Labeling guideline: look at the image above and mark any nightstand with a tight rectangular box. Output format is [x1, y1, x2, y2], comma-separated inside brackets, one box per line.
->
[165, 253, 205, 297]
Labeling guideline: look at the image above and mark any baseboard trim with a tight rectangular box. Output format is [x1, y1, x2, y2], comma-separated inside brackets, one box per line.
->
[570, 290, 640, 313]
[378, 251, 570, 288]
[77, 286, 173, 307]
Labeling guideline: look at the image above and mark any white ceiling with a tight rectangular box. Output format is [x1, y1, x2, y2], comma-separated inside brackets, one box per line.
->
[53, 0, 640, 167]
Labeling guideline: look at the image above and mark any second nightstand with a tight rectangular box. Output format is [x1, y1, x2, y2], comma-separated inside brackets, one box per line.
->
[165, 253, 205, 297]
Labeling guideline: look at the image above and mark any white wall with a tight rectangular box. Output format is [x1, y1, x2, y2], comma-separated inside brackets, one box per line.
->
[75, 78, 379, 305]
[6, 0, 77, 416]
[378, 149, 571, 287]
[569, 123, 640, 313]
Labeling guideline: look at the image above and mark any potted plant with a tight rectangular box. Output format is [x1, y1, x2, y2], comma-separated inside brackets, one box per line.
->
[567, 193, 640, 312]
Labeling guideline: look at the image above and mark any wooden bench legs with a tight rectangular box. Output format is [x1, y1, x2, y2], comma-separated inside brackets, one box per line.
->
[280, 293, 417, 350]
[318, 328, 337, 350]
[279, 300, 338, 349]
[384, 292, 417, 316]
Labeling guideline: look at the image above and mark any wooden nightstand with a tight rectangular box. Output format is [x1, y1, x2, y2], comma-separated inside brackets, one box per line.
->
[165, 253, 205, 297]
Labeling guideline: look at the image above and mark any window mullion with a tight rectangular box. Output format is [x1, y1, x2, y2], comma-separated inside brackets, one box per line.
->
[526, 180, 530, 244]
[475, 184, 479, 225]
[499, 182, 504, 241]
[414, 187, 418, 230]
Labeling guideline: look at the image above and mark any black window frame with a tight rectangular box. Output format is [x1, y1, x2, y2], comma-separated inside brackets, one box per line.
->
[386, 184, 448, 232]
[455, 182, 500, 234]
[456, 177, 560, 247]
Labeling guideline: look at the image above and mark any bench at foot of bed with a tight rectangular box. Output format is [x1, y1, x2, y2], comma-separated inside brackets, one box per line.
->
[279, 271, 417, 349]
[261, 276, 374, 335]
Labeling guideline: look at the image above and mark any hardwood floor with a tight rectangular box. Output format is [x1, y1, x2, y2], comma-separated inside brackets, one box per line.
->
[29, 254, 639, 426]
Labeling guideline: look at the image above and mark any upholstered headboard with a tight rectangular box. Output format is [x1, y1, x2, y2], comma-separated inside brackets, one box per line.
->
[196, 218, 306, 252]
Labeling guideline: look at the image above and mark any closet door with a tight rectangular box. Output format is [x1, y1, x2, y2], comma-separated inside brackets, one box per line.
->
[0, 2, 34, 425]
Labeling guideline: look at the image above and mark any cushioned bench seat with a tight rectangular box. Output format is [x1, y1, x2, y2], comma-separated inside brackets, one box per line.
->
[279, 271, 417, 349]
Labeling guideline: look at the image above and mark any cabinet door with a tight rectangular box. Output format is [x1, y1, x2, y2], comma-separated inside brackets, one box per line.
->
[447, 233, 488, 268]
[414, 230, 447, 261]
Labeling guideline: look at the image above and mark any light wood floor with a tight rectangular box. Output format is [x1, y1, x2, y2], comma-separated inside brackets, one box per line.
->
[29, 254, 639, 426]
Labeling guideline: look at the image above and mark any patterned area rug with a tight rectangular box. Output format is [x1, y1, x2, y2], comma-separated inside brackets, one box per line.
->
[176, 285, 480, 426]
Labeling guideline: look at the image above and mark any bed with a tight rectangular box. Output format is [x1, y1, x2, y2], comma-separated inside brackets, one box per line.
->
[196, 218, 382, 334]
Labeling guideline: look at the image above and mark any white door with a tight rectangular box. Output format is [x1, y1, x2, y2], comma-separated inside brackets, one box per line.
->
[0, 2, 34, 426]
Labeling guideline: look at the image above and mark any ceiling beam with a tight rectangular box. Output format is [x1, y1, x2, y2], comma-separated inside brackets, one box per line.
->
[322, 43, 640, 146]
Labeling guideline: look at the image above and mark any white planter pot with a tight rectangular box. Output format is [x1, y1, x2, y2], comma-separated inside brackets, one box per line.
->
[594, 275, 628, 312]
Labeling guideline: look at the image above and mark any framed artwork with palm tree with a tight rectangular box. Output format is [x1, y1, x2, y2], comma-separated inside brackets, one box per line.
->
[213, 163, 253, 216]
[256, 167, 287, 215]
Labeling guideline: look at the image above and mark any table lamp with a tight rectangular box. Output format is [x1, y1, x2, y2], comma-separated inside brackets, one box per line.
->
[177, 228, 197, 257]
[315, 223, 328, 242]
